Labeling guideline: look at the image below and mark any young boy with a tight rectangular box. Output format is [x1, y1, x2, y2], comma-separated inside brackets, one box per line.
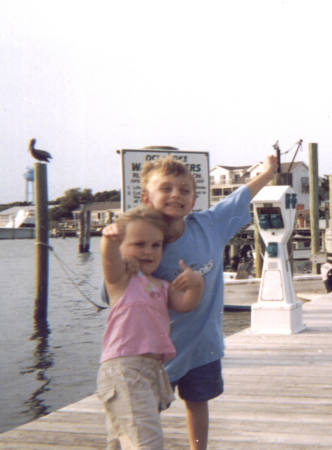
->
[140, 154, 277, 450]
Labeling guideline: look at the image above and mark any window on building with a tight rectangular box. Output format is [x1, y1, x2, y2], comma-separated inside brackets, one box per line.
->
[212, 188, 222, 196]
[301, 177, 309, 193]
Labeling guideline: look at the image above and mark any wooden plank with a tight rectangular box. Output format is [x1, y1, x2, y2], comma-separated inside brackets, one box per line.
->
[1, 294, 332, 449]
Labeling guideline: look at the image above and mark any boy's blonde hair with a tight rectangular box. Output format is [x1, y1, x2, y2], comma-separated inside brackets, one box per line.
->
[140, 155, 195, 192]
[115, 206, 170, 242]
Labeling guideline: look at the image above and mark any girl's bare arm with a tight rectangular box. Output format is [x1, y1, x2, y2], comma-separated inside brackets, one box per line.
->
[100, 224, 126, 286]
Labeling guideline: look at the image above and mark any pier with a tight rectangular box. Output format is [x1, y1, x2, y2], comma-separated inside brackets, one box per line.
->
[1, 284, 332, 449]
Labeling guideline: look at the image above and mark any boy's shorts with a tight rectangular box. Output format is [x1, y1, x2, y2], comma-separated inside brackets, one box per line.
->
[171, 359, 223, 402]
[97, 356, 175, 450]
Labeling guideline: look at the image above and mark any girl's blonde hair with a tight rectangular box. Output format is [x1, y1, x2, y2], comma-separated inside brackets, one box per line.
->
[140, 155, 195, 192]
[115, 206, 170, 242]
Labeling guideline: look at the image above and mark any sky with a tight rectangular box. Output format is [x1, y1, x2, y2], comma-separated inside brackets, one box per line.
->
[1, 0, 332, 204]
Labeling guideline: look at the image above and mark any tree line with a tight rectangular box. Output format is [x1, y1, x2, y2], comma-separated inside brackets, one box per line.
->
[0, 188, 120, 222]
[1, 175, 330, 221]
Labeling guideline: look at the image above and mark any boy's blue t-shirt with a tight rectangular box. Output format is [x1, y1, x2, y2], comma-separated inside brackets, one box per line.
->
[154, 185, 251, 382]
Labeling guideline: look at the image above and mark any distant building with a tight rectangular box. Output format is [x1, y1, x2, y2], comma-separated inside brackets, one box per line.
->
[72, 201, 121, 228]
[210, 165, 251, 204]
[210, 161, 309, 206]
[210, 160, 311, 230]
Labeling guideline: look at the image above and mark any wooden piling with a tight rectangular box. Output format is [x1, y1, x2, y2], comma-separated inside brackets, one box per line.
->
[254, 223, 263, 278]
[78, 205, 91, 253]
[34, 163, 49, 323]
[329, 174, 332, 227]
[269, 158, 296, 273]
[308, 143, 320, 274]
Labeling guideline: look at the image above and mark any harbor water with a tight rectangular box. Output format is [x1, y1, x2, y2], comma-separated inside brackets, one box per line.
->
[0, 237, 105, 433]
[0, 237, 253, 433]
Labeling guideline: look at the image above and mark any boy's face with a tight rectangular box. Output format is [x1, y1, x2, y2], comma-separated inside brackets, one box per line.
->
[120, 219, 164, 275]
[142, 171, 196, 220]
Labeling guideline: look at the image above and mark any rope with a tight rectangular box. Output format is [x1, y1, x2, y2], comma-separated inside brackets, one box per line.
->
[280, 140, 303, 156]
[36, 241, 107, 312]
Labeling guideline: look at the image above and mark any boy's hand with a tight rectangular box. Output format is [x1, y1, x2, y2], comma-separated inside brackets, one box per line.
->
[247, 154, 278, 198]
[172, 259, 203, 291]
[263, 154, 278, 175]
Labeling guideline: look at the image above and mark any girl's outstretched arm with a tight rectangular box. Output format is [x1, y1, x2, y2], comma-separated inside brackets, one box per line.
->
[100, 224, 127, 286]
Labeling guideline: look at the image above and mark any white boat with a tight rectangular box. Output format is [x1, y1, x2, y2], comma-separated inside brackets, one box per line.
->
[0, 206, 35, 239]
[292, 234, 311, 260]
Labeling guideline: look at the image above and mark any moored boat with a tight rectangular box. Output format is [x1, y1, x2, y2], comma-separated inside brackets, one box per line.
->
[0, 206, 35, 239]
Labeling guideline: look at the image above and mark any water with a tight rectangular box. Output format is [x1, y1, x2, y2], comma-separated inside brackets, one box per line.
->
[0, 237, 249, 433]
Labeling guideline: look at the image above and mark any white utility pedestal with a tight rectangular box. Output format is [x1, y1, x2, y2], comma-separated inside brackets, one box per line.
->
[251, 185, 305, 334]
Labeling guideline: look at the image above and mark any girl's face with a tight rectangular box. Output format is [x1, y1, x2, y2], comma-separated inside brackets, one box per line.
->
[120, 219, 164, 275]
[141, 172, 196, 220]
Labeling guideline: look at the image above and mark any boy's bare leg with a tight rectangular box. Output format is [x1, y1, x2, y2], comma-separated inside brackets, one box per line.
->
[185, 400, 209, 450]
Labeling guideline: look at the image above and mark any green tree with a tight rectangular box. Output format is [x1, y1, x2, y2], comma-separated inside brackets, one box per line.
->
[319, 175, 330, 202]
[319, 175, 330, 219]
[48, 188, 120, 222]
[49, 188, 93, 221]
[93, 190, 120, 202]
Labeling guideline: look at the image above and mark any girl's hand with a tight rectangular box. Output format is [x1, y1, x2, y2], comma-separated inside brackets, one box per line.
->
[102, 223, 123, 242]
[102, 224, 139, 274]
[172, 259, 203, 291]
[168, 260, 204, 312]
[123, 257, 140, 276]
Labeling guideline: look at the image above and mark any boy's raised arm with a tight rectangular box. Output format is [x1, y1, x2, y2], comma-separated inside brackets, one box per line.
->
[168, 260, 204, 312]
[246, 154, 278, 199]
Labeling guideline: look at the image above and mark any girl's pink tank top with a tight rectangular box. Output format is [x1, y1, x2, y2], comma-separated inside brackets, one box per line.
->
[100, 273, 176, 363]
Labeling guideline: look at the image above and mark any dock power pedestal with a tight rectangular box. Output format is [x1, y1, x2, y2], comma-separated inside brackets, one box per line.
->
[251, 185, 305, 334]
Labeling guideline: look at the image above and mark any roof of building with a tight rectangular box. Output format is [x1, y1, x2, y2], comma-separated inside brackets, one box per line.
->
[211, 164, 251, 171]
[0, 206, 34, 216]
[280, 161, 308, 172]
[212, 160, 308, 174]
[73, 201, 121, 213]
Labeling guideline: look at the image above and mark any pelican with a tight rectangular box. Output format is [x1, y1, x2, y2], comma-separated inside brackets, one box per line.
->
[28, 138, 52, 162]
[272, 140, 280, 152]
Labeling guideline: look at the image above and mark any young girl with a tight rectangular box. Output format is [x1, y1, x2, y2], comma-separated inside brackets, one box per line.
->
[97, 206, 203, 450]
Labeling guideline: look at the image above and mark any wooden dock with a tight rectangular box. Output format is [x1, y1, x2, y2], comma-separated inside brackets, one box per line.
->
[1, 292, 332, 449]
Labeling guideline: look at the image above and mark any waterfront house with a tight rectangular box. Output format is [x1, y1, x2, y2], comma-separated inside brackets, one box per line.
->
[211, 161, 312, 269]
[72, 201, 121, 229]
[210, 161, 310, 226]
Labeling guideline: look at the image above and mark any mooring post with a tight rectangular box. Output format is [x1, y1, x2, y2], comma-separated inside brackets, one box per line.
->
[325, 175, 332, 261]
[34, 163, 49, 323]
[84, 209, 91, 251]
[254, 223, 263, 278]
[78, 204, 91, 253]
[308, 143, 320, 274]
[329, 175, 332, 228]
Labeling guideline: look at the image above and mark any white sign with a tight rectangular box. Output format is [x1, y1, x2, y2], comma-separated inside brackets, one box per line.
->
[120, 149, 210, 212]
[310, 253, 326, 264]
